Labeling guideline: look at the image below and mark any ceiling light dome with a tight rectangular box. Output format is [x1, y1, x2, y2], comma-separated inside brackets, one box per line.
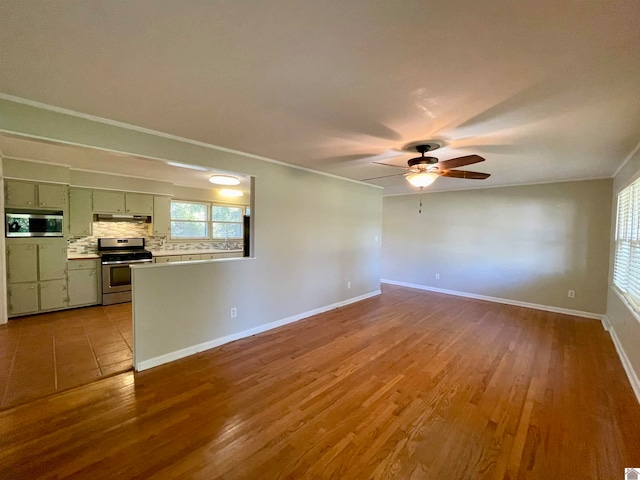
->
[406, 172, 438, 187]
[209, 174, 240, 185]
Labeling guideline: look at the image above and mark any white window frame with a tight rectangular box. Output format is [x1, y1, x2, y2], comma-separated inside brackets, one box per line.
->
[211, 203, 244, 240]
[613, 177, 640, 313]
[169, 200, 210, 240]
[170, 200, 247, 241]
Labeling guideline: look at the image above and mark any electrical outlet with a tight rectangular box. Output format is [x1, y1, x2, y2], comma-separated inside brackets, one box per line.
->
[435, 273, 440, 280]
[231, 307, 237, 318]
[347, 281, 351, 289]
[568, 290, 575, 298]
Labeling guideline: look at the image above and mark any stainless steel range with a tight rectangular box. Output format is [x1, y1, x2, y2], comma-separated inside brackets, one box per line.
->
[98, 238, 153, 305]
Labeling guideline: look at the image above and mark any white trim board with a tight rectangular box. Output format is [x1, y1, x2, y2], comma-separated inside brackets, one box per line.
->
[381, 279, 603, 320]
[601, 315, 640, 404]
[134, 289, 381, 371]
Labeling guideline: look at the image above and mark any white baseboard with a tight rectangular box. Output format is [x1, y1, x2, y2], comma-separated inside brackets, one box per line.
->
[602, 315, 640, 404]
[380, 279, 603, 320]
[135, 289, 381, 371]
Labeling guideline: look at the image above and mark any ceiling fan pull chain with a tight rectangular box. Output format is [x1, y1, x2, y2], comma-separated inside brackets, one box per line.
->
[419, 187, 423, 213]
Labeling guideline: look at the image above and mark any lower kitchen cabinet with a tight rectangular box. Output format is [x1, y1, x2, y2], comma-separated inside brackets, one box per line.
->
[154, 256, 182, 263]
[200, 252, 243, 259]
[6, 244, 38, 283]
[39, 279, 68, 311]
[7, 283, 39, 316]
[67, 259, 100, 307]
[6, 239, 69, 317]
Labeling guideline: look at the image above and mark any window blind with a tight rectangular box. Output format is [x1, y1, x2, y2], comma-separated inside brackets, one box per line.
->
[613, 179, 640, 312]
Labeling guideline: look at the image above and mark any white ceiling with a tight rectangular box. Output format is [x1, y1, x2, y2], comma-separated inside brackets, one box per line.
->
[1, 0, 639, 195]
[0, 134, 252, 193]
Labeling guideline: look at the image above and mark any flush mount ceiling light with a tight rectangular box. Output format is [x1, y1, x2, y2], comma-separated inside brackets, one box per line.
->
[209, 174, 240, 186]
[219, 188, 244, 197]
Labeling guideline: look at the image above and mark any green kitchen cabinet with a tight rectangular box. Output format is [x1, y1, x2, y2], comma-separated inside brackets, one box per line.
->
[7, 283, 39, 316]
[69, 188, 93, 236]
[152, 195, 171, 236]
[36, 184, 67, 209]
[125, 193, 153, 214]
[92, 190, 125, 213]
[67, 259, 100, 307]
[6, 244, 38, 283]
[92, 190, 153, 215]
[39, 279, 68, 311]
[6, 240, 69, 317]
[4, 181, 37, 208]
[38, 244, 67, 281]
[4, 181, 67, 209]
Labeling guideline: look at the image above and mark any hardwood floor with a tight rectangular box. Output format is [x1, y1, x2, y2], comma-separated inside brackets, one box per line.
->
[0, 284, 638, 479]
[0, 303, 133, 409]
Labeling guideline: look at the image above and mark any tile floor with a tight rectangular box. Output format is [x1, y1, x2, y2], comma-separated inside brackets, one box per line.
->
[0, 303, 133, 409]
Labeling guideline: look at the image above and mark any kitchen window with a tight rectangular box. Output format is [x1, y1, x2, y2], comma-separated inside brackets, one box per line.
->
[211, 205, 243, 239]
[613, 177, 640, 313]
[170, 200, 245, 240]
[170, 201, 209, 239]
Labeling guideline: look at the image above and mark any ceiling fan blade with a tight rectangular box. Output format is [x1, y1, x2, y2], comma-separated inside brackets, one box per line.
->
[361, 172, 407, 181]
[372, 161, 409, 168]
[440, 170, 490, 179]
[435, 154, 485, 170]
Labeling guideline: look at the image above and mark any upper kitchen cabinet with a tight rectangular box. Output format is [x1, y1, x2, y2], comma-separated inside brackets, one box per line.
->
[152, 196, 171, 236]
[92, 190, 153, 215]
[92, 190, 125, 213]
[5, 181, 67, 209]
[38, 184, 68, 209]
[125, 193, 153, 215]
[69, 188, 93, 236]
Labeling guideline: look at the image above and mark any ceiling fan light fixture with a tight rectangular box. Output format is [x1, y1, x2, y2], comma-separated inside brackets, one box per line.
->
[209, 174, 240, 185]
[406, 172, 438, 187]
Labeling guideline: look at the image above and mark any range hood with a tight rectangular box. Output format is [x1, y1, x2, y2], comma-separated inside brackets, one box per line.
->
[94, 214, 151, 223]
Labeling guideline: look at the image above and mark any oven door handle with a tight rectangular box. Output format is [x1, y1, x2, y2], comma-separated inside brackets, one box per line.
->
[101, 259, 153, 265]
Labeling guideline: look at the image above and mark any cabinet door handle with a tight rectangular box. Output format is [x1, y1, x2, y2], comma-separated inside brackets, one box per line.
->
[41, 284, 47, 289]
[30, 285, 36, 289]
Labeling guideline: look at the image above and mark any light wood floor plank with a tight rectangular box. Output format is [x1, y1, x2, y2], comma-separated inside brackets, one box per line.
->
[0, 284, 639, 479]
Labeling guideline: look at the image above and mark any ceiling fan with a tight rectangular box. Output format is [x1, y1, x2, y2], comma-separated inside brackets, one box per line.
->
[362, 142, 491, 212]
[362, 143, 490, 186]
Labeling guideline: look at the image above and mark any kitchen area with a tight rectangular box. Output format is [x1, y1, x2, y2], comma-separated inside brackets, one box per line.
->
[0, 134, 252, 408]
[5, 177, 247, 316]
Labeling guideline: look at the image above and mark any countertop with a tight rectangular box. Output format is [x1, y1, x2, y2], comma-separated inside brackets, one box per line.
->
[148, 248, 243, 257]
[67, 249, 242, 260]
[67, 253, 100, 260]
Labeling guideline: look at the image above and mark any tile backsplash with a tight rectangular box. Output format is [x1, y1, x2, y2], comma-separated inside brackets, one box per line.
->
[67, 221, 242, 254]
